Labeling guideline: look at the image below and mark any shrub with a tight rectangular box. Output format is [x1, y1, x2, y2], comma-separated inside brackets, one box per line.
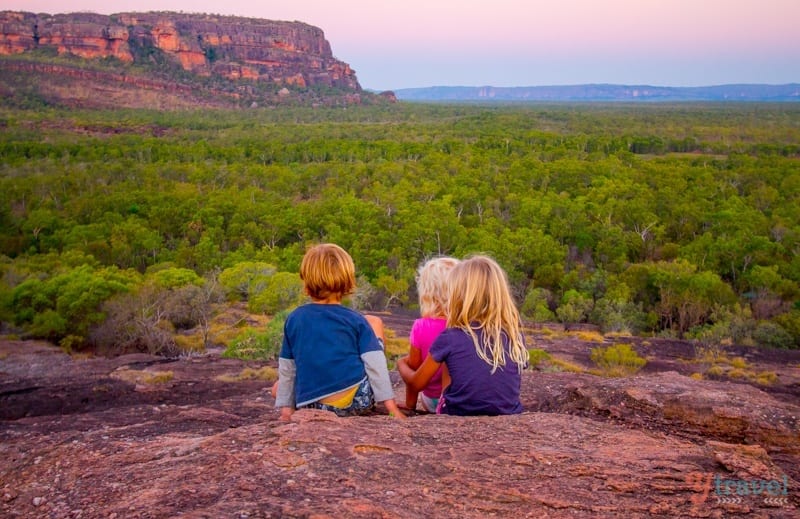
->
[590, 343, 646, 377]
[218, 262, 277, 301]
[222, 310, 287, 361]
[774, 310, 800, 349]
[752, 321, 794, 349]
[729, 356, 749, 369]
[521, 287, 555, 323]
[247, 272, 305, 315]
[527, 348, 552, 369]
[754, 371, 778, 385]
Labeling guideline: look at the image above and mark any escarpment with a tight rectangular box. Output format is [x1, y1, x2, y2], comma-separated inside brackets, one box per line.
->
[0, 10, 375, 108]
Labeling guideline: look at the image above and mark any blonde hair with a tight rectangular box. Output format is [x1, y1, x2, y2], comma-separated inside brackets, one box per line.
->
[446, 255, 527, 373]
[300, 243, 356, 301]
[417, 256, 460, 318]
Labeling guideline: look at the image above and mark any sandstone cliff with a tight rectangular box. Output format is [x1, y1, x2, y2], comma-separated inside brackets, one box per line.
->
[0, 10, 381, 108]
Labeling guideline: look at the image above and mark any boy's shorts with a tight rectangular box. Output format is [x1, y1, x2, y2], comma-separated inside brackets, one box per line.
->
[303, 378, 375, 417]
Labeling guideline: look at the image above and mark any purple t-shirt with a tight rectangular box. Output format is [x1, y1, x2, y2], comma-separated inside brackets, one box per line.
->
[429, 327, 524, 416]
[409, 317, 447, 398]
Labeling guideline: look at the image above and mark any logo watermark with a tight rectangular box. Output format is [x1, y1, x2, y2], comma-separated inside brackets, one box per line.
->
[686, 472, 790, 506]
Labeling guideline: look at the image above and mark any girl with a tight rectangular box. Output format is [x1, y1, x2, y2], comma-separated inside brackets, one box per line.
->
[403, 256, 460, 413]
[398, 255, 527, 416]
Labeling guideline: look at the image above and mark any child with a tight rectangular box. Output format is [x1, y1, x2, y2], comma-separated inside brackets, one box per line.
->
[274, 243, 405, 420]
[403, 256, 460, 413]
[398, 255, 527, 416]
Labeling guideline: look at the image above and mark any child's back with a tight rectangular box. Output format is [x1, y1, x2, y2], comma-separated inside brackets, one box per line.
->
[428, 326, 523, 415]
[274, 243, 404, 420]
[399, 255, 527, 416]
[283, 303, 388, 407]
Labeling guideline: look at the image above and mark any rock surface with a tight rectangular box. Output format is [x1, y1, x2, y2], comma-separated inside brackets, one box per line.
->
[0, 11, 359, 90]
[1, 337, 798, 518]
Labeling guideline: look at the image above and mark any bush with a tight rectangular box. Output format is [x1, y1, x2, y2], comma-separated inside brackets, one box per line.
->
[590, 343, 646, 377]
[774, 310, 800, 349]
[222, 310, 288, 361]
[247, 272, 305, 315]
[752, 321, 794, 349]
[520, 287, 555, 322]
[527, 348, 552, 369]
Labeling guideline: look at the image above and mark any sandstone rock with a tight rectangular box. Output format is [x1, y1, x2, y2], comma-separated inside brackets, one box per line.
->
[1, 339, 798, 517]
[0, 11, 359, 90]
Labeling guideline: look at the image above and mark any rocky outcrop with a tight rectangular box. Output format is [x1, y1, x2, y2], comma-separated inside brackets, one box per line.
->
[0, 339, 798, 517]
[0, 10, 360, 90]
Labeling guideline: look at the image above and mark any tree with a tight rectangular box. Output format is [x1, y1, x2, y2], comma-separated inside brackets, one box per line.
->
[218, 261, 277, 301]
[520, 286, 555, 323]
[556, 289, 593, 331]
[248, 272, 305, 315]
[650, 260, 737, 338]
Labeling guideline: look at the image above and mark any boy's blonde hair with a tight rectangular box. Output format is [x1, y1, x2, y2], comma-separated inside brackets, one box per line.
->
[417, 256, 460, 318]
[446, 255, 527, 373]
[300, 243, 356, 301]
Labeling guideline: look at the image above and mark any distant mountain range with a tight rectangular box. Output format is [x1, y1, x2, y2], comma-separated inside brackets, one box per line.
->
[392, 84, 800, 102]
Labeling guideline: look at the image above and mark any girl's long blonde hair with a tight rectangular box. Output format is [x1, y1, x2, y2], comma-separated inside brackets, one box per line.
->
[446, 255, 527, 373]
[417, 256, 460, 318]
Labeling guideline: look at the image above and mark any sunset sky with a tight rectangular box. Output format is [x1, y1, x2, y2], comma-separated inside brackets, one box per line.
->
[4, 0, 799, 91]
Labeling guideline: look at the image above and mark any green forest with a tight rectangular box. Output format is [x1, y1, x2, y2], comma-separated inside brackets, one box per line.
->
[1, 102, 799, 355]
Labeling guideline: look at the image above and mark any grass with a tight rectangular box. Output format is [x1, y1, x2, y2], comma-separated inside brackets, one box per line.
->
[575, 330, 606, 343]
[694, 349, 777, 385]
[111, 368, 174, 385]
[216, 366, 277, 383]
[549, 357, 587, 373]
[525, 347, 587, 373]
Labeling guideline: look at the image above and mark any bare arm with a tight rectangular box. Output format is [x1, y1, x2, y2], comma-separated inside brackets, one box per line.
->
[403, 347, 424, 409]
[398, 354, 442, 393]
[382, 398, 407, 420]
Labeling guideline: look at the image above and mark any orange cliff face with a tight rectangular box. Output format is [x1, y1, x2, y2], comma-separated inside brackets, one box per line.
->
[0, 11, 38, 55]
[0, 11, 362, 90]
[39, 24, 134, 63]
[150, 21, 207, 73]
[0, 12, 133, 62]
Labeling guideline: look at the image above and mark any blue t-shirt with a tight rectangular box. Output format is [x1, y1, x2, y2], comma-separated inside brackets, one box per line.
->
[279, 303, 385, 407]
[429, 327, 524, 416]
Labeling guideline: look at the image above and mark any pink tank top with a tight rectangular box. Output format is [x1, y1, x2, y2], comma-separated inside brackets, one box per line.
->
[409, 317, 447, 398]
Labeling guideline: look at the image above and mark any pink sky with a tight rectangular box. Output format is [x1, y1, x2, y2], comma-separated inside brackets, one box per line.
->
[3, 0, 799, 90]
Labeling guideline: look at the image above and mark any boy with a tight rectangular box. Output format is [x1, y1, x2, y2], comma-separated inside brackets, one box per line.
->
[274, 243, 405, 420]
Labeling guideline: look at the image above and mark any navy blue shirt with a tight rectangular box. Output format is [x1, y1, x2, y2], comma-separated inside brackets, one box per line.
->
[279, 304, 386, 407]
[429, 327, 524, 416]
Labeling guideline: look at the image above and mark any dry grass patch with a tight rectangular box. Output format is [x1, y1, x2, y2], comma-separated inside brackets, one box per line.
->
[548, 357, 587, 374]
[538, 327, 563, 338]
[174, 334, 205, 353]
[216, 366, 277, 383]
[698, 351, 777, 386]
[383, 327, 409, 358]
[576, 330, 606, 343]
[111, 368, 174, 385]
